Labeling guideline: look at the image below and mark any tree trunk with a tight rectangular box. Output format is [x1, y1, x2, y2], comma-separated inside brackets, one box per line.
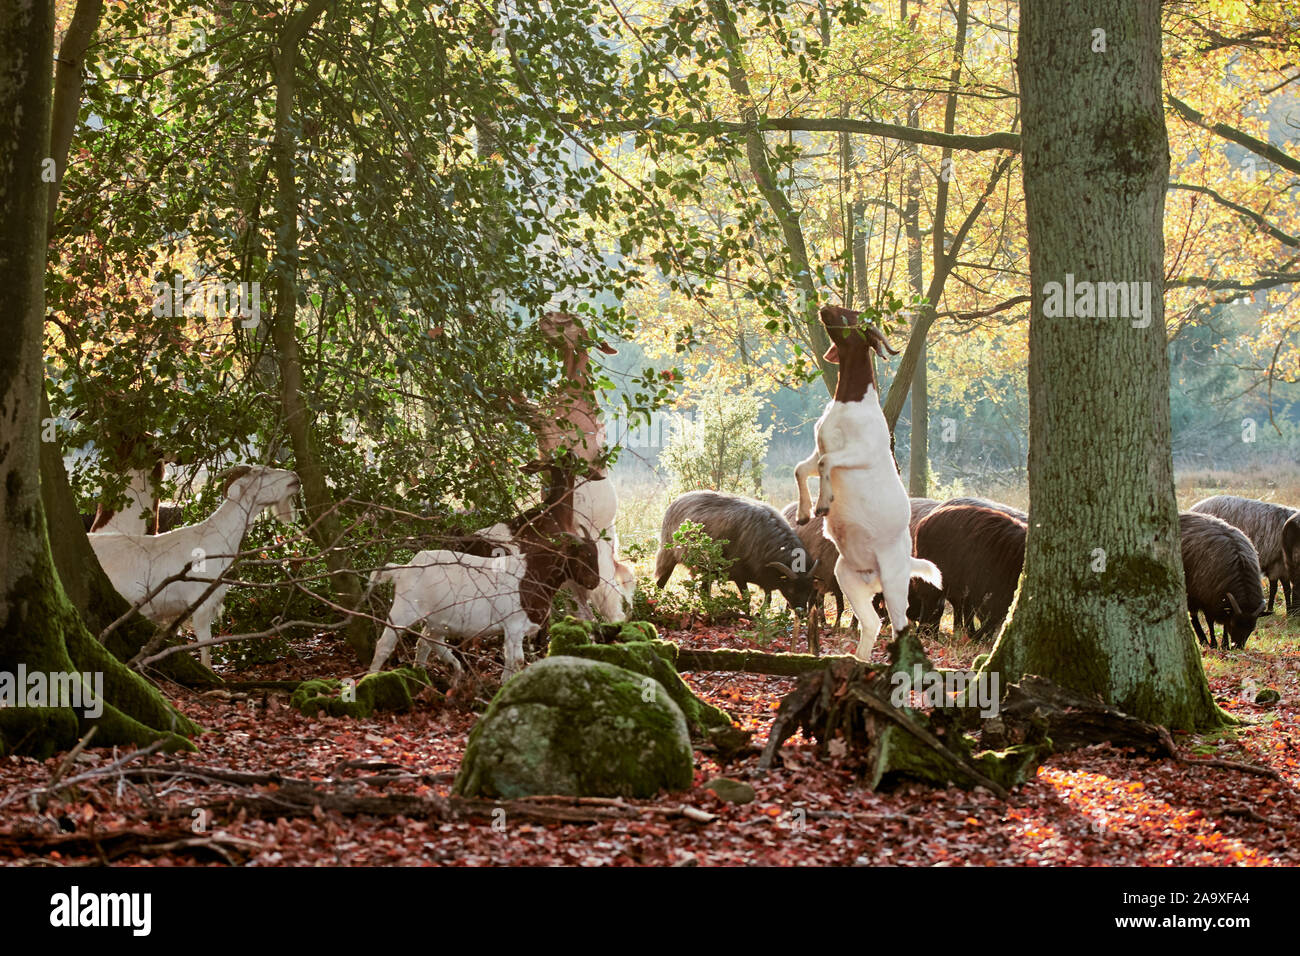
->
[40, 0, 209, 683]
[709, 0, 836, 394]
[908, 346, 929, 494]
[0, 0, 197, 756]
[270, 1, 371, 664]
[901, 47, 929, 490]
[984, 0, 1220, 730]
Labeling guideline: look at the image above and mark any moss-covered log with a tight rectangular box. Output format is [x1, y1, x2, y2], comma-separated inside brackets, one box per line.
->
[677, 648, 871, 677]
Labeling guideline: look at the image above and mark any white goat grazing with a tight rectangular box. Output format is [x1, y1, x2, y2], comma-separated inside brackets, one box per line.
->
[90, 465, 300, 668]
[794, 306, 941, 661]
[368, 531, 600, 678]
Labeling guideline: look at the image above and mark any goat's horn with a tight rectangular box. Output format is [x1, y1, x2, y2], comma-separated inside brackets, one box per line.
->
[865, 324, 899, 357]
[1226, 591, 1243, 616]
[766, 561, 797, 580]
[219, 465, 254, 496]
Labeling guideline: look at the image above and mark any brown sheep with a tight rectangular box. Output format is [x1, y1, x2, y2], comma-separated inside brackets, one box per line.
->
[910, 504, 1027, 641]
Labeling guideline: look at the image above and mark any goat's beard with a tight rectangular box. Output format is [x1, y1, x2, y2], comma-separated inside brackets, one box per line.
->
[270, 496, 296, 524]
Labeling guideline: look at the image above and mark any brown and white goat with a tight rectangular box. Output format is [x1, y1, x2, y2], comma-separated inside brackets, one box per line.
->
[793, 305, 941, 660]
[510, 311, 634, 620]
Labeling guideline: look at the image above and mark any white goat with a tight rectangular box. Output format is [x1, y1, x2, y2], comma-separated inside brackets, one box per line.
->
[90, 465, 300, 668]
[794, 306, 941, 661]
[368, 531, 600, 678]
[470, 480, 634, 622]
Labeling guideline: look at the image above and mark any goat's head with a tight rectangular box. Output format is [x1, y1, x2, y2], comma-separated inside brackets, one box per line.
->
[555, 531, 602, 592]
[221, 465, 302, 523]
[819, 304, 897, 401]
[538, 311, 617, 380]
[818, 305, 897, 364]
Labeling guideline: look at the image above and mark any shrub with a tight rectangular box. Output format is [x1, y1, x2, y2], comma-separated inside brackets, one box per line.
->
[661, 381, 772, 496]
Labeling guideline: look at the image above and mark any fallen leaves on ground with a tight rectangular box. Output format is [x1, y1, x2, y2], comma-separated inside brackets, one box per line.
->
[0, 621, 1296, 866]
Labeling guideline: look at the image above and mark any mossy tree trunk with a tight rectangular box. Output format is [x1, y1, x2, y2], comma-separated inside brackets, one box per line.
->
[36, 0, 210, 683]
[984, 0, 1220, 730]
[0, 0, 197, 756]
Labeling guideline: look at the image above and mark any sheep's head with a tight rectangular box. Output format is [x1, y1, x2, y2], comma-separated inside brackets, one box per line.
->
[766, 558, 820, 610]
[221, 465, 301, 524]
[1224, 592, 1267, 649]
[818, 304, 897, 364]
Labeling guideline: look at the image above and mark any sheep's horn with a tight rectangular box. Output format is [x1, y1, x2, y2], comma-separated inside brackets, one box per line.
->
[766, 561, 797, 580]
[807, 558, 820, 576]
[1226, 591, 1243, 616]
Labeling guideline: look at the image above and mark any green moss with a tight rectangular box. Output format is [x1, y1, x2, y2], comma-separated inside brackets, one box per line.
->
[289, 667, 431, 718]
[454, 656, 694, 799]
[1, 551, 200, 756]
[545, 616, 727, 736]
[547, 616, 594, 655]
[617, 620, 659, 643]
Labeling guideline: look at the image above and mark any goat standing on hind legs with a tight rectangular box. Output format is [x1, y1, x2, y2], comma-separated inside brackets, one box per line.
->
[794, 305, 942, 661]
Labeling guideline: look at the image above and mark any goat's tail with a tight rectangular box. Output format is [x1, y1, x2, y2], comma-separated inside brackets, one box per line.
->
[909, 557, 942, 589]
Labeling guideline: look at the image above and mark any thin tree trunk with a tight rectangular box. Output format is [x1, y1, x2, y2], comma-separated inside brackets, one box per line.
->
[709, 0, 836, 394]
[984, 0, 1220, 730]
[908, 346, 929, 494]
[269, 1, 370, 664]
[0, 0, 197, 755]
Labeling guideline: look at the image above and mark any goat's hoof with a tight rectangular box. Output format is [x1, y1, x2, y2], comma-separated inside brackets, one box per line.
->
[796, 514, 810, 526]
[814, 505, 830, 517]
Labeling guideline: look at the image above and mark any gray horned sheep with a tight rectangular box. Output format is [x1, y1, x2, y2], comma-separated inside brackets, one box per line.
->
[781, 502, 846, 629]
[1189, 494, 1300, 617]
[657, 491, 818, 610]
[1179, 511, 1267, 649]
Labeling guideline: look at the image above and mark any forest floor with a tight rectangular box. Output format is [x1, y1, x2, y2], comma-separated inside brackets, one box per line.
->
[1, 612, 1297, 866]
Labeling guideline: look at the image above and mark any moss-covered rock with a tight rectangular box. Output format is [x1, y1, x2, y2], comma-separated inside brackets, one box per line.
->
[544, 616, 729, 737]
[290, 667, 430, 718]
[453, 656, 694, 799]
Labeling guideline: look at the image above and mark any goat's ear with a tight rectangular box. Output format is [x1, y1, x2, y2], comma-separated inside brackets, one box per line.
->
[823, 344, 840, 364]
